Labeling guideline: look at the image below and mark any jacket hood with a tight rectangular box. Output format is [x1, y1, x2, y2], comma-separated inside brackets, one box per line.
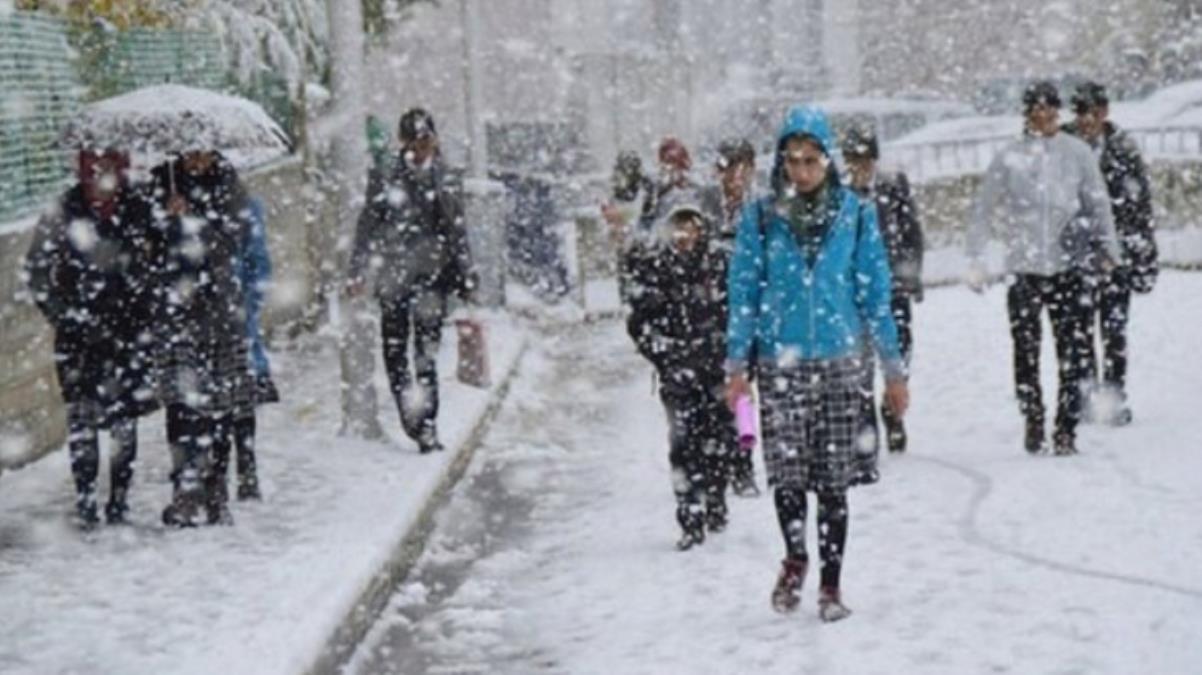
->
[771, 105, 840, 195]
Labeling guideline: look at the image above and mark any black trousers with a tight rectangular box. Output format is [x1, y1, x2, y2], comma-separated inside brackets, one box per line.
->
[860, 295, 913, 442]
[774, 487, 849, 589]
[1007, 273, 1092, 437]
[67, 406, 136, 504]
[660, 382, 731, 531]
[166, 404, 228, 492]
[210, 414, 257, 495]
[380, 290, 447, 442]
[1083, 273, 1132, 393]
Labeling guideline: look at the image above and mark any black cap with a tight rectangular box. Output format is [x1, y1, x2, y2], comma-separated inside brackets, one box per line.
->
[840, 125, 879, 160]
[1022, 80, 1062, 112]
[398, 107, 437, 143]
[1071, 81, 1109, 112]
[715, 138, 755, 170]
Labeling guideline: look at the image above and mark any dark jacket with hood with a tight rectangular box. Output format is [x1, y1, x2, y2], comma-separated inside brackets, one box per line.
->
[1062, 120, 1158, 292]
[24, 182, 160, 423]
[349, 151, 475, 300]
[855, 172, 924, 301]
[626, 192, 730, 401]
[148, 153, 255, 414]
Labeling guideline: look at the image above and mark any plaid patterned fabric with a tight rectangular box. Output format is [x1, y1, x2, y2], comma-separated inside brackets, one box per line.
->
[156, 332, 254, 419]
[759, 357, 879, 492]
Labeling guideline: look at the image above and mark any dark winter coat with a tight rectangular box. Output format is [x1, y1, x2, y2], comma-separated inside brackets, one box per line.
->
[23, 184, 160, 425]
[148, 154, 255, 415]
[1062, 120, 1158, 292]
[349, 152, 475, 300]
[625, 238, 730, 403]
[856, 172, 924, 301]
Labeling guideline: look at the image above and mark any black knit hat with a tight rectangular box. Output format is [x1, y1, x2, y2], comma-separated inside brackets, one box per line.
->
[398, 107, 437, 143]
[715, 138, 755, 169]
[1071, 81, 1109, 113]
[1022, 80, 1062, 112]
[840, 125, 879, 160]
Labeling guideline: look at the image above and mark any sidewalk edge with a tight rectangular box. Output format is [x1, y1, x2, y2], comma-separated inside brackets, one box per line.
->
[305, 336, 531, 675]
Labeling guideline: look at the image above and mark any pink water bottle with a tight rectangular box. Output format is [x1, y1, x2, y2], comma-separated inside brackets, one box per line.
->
[735, 395, 757, 451]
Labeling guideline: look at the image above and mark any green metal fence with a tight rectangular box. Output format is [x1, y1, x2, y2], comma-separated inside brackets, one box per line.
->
[0, 11, 295, 224]
[0, 12, 83, 224]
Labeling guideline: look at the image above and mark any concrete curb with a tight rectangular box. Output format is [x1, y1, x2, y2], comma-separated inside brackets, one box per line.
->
[306, 336, 531, 675]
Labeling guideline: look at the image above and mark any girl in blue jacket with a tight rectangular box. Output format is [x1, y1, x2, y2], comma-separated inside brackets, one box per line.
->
[724, 106, 910, 621]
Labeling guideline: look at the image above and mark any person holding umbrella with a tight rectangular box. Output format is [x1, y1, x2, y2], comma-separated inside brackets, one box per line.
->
[23, 146, 160, 528]
[149, 149, 257, 527]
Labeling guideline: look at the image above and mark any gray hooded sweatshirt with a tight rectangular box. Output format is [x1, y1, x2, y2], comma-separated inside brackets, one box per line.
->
[967, 131, 1122, 276]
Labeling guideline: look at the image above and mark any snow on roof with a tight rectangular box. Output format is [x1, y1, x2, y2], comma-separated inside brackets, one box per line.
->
[809, 97, 974, 116]
[889, 115, 1022, 146]
[1111, 79, 1202, 129]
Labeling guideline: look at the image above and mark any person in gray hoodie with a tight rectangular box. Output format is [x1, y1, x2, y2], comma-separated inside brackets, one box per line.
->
[966, 80, 1122, 456]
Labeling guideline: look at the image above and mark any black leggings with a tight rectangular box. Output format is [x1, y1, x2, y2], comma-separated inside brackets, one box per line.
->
[774, 487, 849, 589]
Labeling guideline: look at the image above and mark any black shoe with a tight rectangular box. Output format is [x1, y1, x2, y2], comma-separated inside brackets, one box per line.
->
[1024, 416, 1046, 454]
[76, 494, 99, 531]
[418, 429, 444, 454]
[675, 527, 705, 551]
[236, 476, 262, 501]
[883, 407, 907, 453]
[706, 506, 728, 533]
[1052, 431, 1079, 456]
[205, 479, 234, 526]
[162, 487, 205, 528]
[731, 471, 761, 498]
[104, 498, 128, 525]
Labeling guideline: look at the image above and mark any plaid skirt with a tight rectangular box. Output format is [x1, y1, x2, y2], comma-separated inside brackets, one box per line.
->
[759, 357, 879, 492]
[156, 331, 255, 418]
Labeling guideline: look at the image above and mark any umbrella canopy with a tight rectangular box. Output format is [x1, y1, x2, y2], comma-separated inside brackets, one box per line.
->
[60, 84, 291, 167]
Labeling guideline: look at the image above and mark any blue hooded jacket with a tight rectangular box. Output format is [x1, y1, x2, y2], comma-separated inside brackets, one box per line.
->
[725, 106, 904, 379]
[241, 196, 273, 377]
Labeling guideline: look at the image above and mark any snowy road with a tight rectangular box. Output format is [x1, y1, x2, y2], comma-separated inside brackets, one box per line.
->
[350, 274, 1202, 675]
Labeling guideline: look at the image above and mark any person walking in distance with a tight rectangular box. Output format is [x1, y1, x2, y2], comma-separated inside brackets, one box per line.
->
[1062, 81, 1158, 426]
[626, 192, 733, 550]
[700, 138, 761, 495]
[347, 108, 478, 454]
[966, 81, 1122, 456]
[841, 126, 924, 453]
[725, 106, 909, 621]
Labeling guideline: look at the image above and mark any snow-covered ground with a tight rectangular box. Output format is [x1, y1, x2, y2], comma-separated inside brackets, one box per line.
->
[0, 310, 526, 675]
[349, 272, 1202, 675]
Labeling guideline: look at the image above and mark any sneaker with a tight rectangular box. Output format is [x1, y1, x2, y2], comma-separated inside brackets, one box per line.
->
[1024, 415, 1046, 454]
[1052, 431, 1079, 457]
[817, 586, 852, 622]
[771, 558, 808, 613]
[419, 439, 445, 454]
[675, 527, 705, 551]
